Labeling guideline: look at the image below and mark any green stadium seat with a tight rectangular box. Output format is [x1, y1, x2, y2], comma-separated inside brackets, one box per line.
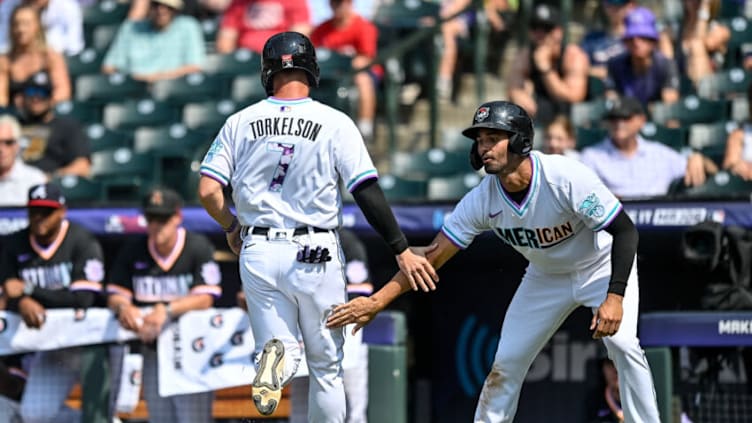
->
[86, 123, 131, 152]
[723, 16, 752, 68]
[55, 100, 101, 124]
[390, 148, 471, 179]
[82, 0, 129, 27]
[688, 121, 738, 165]
[373, 0, 439, 30]
[75, 74, 147, 104]
[103, 99, 179, 131]
[731, 96, 749, 122]
[182, 100, 238, 133]
[570, 99, 609, 128]
[697, 68, 752, 100]
[91, 23, 119, 51]
[316, 48, 352, 80]
[378, 174, 427, 202]
[230, 75, 267, 105]
[200, 18, 219, 43]
[439, 126, 469, 152]
[90, 148, 155, 202]
[151, 73, 228, 105]
[639, 122, 688, 151]
[650, 95, 728, 126]
[586, 75, 606, 100]
[134, 124, 211, 155]
[54, 175, 105, 205]
[575, 126, 608, 150]
[672, 171, 752, 200]
[311, 78, 354, 116]
[203, 50, 261, 78]
[66, 48, 104, 79]
[427, 173, 482, 201]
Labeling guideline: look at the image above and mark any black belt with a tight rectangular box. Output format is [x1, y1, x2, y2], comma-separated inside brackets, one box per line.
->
[251, 227, 330, 236]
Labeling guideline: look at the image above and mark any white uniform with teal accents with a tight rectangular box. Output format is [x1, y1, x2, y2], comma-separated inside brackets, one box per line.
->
[442, 151, 659, 423]
[199, 97, 376, 422]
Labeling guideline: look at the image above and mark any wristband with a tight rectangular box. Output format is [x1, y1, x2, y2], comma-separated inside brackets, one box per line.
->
[164, 302, 174, 321]
[223, 216, 239, 233]
[23, 283, 34, 296]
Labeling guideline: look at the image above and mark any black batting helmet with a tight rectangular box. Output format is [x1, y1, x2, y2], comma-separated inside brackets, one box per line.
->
[462, 101, 534, 155]
[261, 31, 320, 95]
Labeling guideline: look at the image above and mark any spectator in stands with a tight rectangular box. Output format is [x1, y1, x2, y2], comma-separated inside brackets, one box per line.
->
[580, 0, 636, 80]
[129, 0, 233, 20]
[436, 0, 510, 102]
[580, 96, 716, 199]
[658, 0, 730, 88]
[542, 114, 579, 160]
[215, 0, 311, 53]
[0, 5, 71, 110]
[605, 6, 680, 107]
[102, 0, 206, 83]
[310, 0, 381, 140]
[722, 83, 752, 179]
[0, 182, 107, 423]
[107, 187, 222, 423]
[506, 4, 589, 127]
[0, 0, 84, 56]
[0, 114, 46, 207]
[17, 72, 91, 178]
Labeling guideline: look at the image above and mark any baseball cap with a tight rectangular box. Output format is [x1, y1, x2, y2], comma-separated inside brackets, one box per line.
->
[142, 187, 183, 217]
[623, 6, 659, 40]
[605, 96, 645, 119]
[28, 183, 66, 208]
[151, 0, 184, 10]
[22, 72, 52, 98]
[530, 4, 560, 30]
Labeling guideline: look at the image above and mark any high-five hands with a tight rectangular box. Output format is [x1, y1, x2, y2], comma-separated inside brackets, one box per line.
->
[396, 243, 439, 292]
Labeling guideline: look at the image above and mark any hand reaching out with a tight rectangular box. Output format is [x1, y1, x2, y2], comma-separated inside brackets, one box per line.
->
[326, 297, 381, 334]
[395, 244, 439, 292]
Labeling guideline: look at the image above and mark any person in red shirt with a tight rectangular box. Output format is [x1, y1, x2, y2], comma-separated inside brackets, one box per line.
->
[216, 0, 311, 53]
[310, 0, 381, 140]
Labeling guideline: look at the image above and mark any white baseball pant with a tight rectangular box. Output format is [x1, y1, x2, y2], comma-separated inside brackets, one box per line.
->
[474, 259, 660, 423]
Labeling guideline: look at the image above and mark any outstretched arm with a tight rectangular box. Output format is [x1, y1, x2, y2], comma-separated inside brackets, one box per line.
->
[326, 231, 459, 333]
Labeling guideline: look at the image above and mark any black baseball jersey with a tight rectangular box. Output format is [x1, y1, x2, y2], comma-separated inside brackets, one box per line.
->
[0, 220, 105, 299]
[107, 228, 222, 306]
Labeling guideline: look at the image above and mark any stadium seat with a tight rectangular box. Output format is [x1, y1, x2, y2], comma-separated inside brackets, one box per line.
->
[66, 48, 104, 79]
[373, 0, 440, 30]
[427, 173, 482, 201]
[731, 96, 749, 122]
[230, 75, 267, 105]
[90, 148, 156, 202]
[697, 68, 752, 100]
[672, 171, 752, 200]
[650, 95, 728, 126]
[688, 121, 738, 165]
[54, 175, 105, 205]
[203, 50, 261, 78]
[575, 126, 608, 150]
[200, 18, 219, 43]
[182, 100, 238, 133]
[134, 124, 211, 155]
[86, 123, 132, 152]
[570, 99, 610, 128]
[724, 16, 752, 68]
[639, 122, 687, 151]
[439, 126, 469, 152]
[390, 148, 471, 179]
[586, 75, 606, 100]
[55, 100, 101, 124]
[151, 73, 228, 106]
[75, 74, 147, 104]
[82, 0, 129, 27]
[378, 174, 427, 202]
[91, 23, 119, 51]
[316, 48, 352, 80]
[311, 78, 355, 116]
[103, 99, 179, 131]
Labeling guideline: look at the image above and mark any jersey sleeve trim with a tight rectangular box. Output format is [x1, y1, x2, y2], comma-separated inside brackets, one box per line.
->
[70, 281, 102, 292]
[199, 165, 230, 186]
[190, 285, 222, 298]
[593, 203, 623, 231]
[346, 169, 378, 192]
[106, 284, 133, 299]
[441, 226, 469, 249]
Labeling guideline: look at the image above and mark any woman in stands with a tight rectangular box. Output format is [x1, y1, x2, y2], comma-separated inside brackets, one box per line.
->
[0, 4, 71, 110]
[722, 83, 752, 179]
[658, 0, 730, 87]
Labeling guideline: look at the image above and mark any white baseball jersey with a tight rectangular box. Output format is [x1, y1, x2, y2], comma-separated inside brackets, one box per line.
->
[199, 97, 377, 229]
[441, 152, 622, 273]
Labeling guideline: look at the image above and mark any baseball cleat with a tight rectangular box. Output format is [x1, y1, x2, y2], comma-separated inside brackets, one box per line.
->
[252, 338, 285, 415]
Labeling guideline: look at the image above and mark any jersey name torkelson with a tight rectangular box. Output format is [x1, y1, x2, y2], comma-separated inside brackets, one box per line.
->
[494, 221, 575, 249]
[248, 117, 322, 141]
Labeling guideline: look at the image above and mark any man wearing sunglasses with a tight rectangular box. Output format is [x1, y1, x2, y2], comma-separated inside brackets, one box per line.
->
[107, 187, 222, 423]
[506, 4, 590, 127]
[0, 182, 109, 423]
[0, 114, 46, 207]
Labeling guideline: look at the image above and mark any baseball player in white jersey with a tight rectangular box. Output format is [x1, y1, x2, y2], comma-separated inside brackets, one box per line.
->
[327, 101, 662, 422]
[197, 31, 438, 422]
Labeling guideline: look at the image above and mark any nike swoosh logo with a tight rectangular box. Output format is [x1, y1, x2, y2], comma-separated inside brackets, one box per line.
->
[488, 210, 503, 218]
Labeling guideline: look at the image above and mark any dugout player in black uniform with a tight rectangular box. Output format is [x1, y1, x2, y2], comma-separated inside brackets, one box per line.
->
[106, 188, 222, 423]
[0, 183, 108, 423]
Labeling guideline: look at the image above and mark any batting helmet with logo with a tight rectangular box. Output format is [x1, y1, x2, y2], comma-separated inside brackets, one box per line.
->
[261, 31, 320, 96]
[462, 101, 534, 156]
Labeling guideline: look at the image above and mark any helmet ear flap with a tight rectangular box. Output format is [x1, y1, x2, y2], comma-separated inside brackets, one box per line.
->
[508, 132, 532, 155]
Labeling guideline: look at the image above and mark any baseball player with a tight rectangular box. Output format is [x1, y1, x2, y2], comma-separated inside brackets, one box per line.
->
[106, 187, 222, 423]
[0, 183, 108, 423]
[327, 101, 662, 422]
[197, 31, 438, 422]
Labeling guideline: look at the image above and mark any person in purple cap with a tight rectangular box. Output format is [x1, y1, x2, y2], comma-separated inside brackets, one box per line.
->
[605, 6, 680, 106]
